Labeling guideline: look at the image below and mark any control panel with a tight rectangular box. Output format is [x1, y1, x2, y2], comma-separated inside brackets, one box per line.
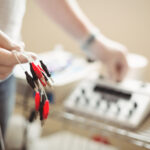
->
[64, 78, 150, 129]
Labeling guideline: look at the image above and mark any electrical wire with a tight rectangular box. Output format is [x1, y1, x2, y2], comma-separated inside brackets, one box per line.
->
[38, 80, 48, 100]
[12, 50, 26, 72]
[0, 125, 5, 150]
[13, 50, 51, 126]
[13, 50, 48, 101]
[21, 50, 33, 63]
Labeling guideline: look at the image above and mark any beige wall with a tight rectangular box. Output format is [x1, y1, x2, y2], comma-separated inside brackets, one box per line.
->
[22, 0, 150, 81]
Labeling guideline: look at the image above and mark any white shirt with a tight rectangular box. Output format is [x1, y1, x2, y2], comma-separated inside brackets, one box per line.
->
[0, 0, 26, 41]
[0, 0, 26, 81]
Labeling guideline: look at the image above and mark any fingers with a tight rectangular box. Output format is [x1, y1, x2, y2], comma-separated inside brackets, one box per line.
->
[0, 30, 21, 51]
[115, 52, 128, 81]
[108, 63, 118, 81]
[0, 48, 28, 66]
[0, 48, 37, 66]
[0, 65, 13, 74]
[0, 65, 13, 80]
[109, 58, 128, 82]
[0, 49, 28, 80]
[0, 72, 12, 80]
[0, 49, 37, 80]
[12, 51, 37, 65]
[117, 59, 128, 81]
[0, 32, 37, 80]
[26, 52, 37, 60]
[18, 41, 25, 50]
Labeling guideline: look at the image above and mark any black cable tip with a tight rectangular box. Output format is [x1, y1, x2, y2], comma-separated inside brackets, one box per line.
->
[40, 60, 51, 77]
[25, 71, 36, 89]
[28, 110, 36, 123]
[30, 63, 38, 81]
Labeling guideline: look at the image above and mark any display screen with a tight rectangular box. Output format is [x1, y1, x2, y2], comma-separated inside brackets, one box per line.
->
[94, 84, 131, 100]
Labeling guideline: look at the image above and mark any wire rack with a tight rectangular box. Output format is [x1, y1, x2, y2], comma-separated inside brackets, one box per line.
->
[15, 80, 150, 150]
[48, 106, 150, 149]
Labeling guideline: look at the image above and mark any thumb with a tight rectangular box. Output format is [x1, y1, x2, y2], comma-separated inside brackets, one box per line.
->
[108, 64, 118, 81]
[12, 51, 37, 65]
[117, 62, 128, 82]
[0, 30, 21, 51]
[0, 49, 37, 66]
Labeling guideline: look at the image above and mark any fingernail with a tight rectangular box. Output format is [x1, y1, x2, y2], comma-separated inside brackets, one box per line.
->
[26, 52, 37, 60]
[12, 43, 22, 51]
[18, 42, 25, 51]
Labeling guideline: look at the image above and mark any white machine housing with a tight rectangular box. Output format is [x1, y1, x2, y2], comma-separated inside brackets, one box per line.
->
[64, 78, 150, 129]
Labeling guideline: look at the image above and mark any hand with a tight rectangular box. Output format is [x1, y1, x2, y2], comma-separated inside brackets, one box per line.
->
[89, 34, 129, 81]
[0, 31, 36, 80]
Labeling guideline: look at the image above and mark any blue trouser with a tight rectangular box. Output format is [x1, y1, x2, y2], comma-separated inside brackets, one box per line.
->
[0, 75, 16, 137]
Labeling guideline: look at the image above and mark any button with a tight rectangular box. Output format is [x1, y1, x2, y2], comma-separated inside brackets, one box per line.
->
[95, 100, 101, 108]
[99, 74, 104, 79]
[106, 102, 111, 109]
[85, 98, 89, 105]
[116, 106, 121, 115]
[133, 102, 137, 109]
[81, 89, 85, 95]
[104, 102, 110, 112]
[127, 110, 133, 118]
[75, 96, 80, 104]
[101, 94, 105, 100]
[100, 100, 107, 111]
[141, 82, 146, 88]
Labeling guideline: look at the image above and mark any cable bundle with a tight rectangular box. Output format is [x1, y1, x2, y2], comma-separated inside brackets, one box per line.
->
[13, 50, 54, 124]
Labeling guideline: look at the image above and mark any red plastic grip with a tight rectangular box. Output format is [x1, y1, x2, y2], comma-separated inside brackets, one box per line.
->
[35, 92, 40, 111]
[92, 135, 110, 145]
[43, 100, 50, 119]
[31, 62, 43, 79]
[37, 65, 45, 72]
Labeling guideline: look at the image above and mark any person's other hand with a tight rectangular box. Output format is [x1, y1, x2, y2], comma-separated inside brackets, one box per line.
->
[0, 30, 36, 80]
[89, 34, 129, 82]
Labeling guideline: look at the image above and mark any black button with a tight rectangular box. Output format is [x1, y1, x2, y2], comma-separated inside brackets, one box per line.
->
[101, 95, 105, 100]
[106, 102, 111, 109]
[141, 82, 146, 88]
[86, 58, 95, 63]
[95, 100, 100, 107]
[133, 102, 137, 109]
[85, 98, 89, 105]
[128, 110, 133, 117]
[75, 97, 80, 104]
[81, 89, 85, 95]
[99, 75, 104, 79]
[116, 106, 120, 115]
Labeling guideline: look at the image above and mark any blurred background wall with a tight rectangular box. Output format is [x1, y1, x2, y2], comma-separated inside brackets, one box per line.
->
[21, 0, 150, 81]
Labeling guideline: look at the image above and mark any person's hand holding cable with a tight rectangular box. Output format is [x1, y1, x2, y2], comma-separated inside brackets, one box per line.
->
[0, 30, 36, 80]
